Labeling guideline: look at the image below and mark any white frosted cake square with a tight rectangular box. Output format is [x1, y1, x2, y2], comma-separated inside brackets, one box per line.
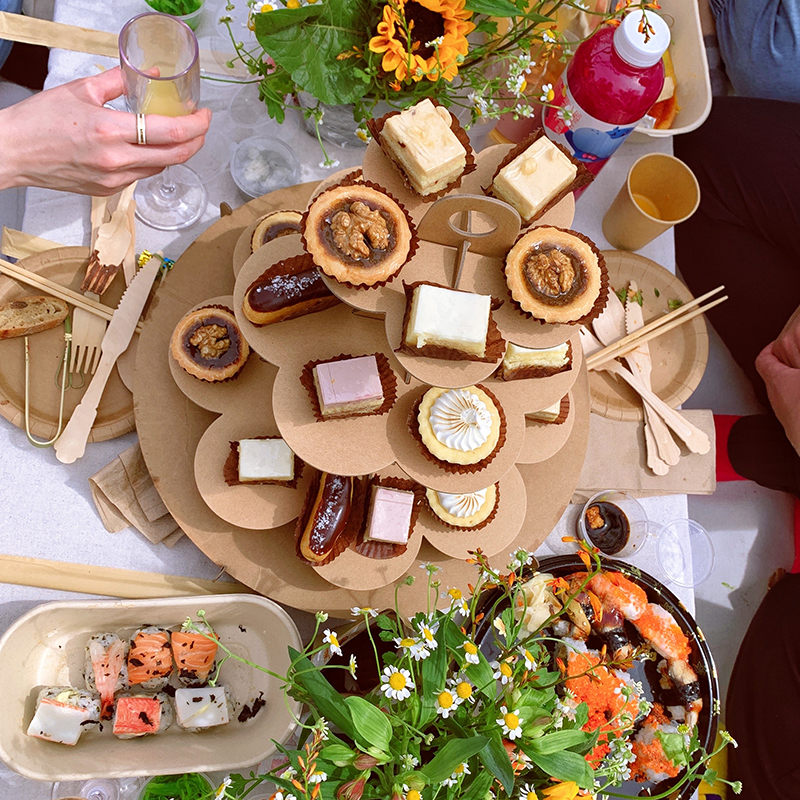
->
[238, 438, 294, 482]
[404, 284, 491, 357]
[381, 99, 467, 196]
[492, 137, 577, 221]
[500, 341, 572, 379]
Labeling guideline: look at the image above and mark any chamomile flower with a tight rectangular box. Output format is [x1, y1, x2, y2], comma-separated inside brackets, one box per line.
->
[315, 611, 329, 623]
[557, 103, 576, 126]
[542, 28, 557, 43]
[380, 665, 415, 701]
[348, 654, 358, 678]
[417, 620, 439, 651]
[509, 548, 535, 568]
[461, 639, 480, 664]
[323, 629, 342, 656]
[444, 587, 470, 615]
[519, 784, 539, 800]
[420, 562, 440, 575]
[540, 83, 555, 103]
[315, 717, 330, 740]
[394, 636, 430, 661]
[447, 674, 476, 704]
[273, 793, 297, 800]
[491, 658, 515, 685]
[308, 770, 327, 784]
[214, 777, 232, 799]
[434, 688, 461, 718]
[497, 706, 524, 740]
[400, 754, 420, 770]
[520, 647, 537, 670]
[351, 606, 378, 618]
[280, 766, 297, 780]
[404, 790, 422, 800]
[442, 763, 471, 787]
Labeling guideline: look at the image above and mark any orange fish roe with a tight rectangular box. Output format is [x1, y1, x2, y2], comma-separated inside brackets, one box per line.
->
[563, 647, 640, 764]
[631, 605, 691, 662]
[630, 704, 682, 782]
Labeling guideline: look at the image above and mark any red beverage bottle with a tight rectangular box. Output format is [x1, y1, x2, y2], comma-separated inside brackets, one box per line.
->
[542, 11, 669, 177]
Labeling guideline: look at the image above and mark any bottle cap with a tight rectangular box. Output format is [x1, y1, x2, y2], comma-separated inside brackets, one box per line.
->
[613, 10, 670, 68]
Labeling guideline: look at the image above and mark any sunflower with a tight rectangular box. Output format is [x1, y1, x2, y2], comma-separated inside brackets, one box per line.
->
[368, 0, 475, 84]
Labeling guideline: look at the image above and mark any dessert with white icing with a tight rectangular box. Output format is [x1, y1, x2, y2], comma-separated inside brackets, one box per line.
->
[527, 395, 569, 424]
[379, 99, 468, 196]
[237, 438, 295, 482]
[417, 385, 502, 465]
[426, 484, 498, 528]
[404, 284, 491, 358]
[499, 340, 572, 380]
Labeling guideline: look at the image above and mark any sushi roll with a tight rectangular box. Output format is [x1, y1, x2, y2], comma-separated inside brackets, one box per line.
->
[26, 686, 100, 746]
[112, 692, 173, 739]
[128, 626, 173, 691]
[174, 686, 230, 731]
[83, 632, 129, 720]
[630, 704, 684, 783]
[171, 621, 218, 687]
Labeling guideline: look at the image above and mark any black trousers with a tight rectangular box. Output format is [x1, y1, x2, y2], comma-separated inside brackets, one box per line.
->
[726, 573, 800, 799]
[674, 96, 800, 498]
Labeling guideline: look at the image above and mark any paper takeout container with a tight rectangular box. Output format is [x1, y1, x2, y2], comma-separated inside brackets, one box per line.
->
[0, 594, 301, 781]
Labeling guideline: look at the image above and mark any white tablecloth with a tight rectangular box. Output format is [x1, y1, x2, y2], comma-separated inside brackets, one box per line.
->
[1, 1, 690, 793]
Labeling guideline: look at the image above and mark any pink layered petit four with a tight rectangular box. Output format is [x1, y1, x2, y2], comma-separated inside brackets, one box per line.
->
[364, 486, 415, 544]
[312, 355, 384, 418]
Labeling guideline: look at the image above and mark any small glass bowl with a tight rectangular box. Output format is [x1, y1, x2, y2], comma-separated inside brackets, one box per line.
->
[577, 490, 649, 559]
[656, 518, 715, 587]
[230, 136, 300, 198]
[137, 773, 214, 800]
[144, 0, 204, 31]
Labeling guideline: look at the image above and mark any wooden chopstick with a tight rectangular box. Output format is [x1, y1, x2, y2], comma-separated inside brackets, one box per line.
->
[588, 295, 728, 368]
[0, 257, 144, 334]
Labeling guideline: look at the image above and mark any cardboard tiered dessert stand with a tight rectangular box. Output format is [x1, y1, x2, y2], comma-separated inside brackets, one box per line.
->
[135, 141, 591, 616]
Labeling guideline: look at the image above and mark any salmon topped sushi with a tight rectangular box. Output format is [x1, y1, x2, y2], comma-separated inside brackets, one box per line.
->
[128, 626, 173, 691]
[83, 632, 129, 720]
[171, 621, 218, 687]
[112, 692, 173, 739]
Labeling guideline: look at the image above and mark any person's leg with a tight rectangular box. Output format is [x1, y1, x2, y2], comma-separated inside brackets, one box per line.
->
[726, 573, 800, 799]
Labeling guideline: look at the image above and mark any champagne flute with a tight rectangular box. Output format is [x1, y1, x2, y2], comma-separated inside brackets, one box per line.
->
[50, 777, 143, 800]
[119, 12, 208, 230]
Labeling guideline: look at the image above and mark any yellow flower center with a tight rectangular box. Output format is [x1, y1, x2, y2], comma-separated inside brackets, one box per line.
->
[400, 638, 416, 648]
[389, 672, 407, 691]
[438, 691, 454, 709]
[526, 792, 538, 800]
[455, 681, 472, 699]
[464, 641, 478, 655]
[407, 792, 421, 800]
[500, 662, 513, 677]
[260, 3, 273, 11]
[423, 628, 434, 642]
[504, 712, 520, 729]
[524, 650, 534, 663]
[286, 0, 300, 7]
[449, 588, 462, 600]
[454, 764, 465, 775]
[329, 634, 339, 648]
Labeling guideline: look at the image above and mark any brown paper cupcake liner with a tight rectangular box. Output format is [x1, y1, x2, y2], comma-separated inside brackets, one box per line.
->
[223, 437, 304, 488]
[483, 128, 594, 225]
[505, 227, 609, 327]
[498, 341, 573, 381]
[296, 472, 365, 567]
[249, 209, 304, 253]
[300, 352, 397, 422]
[425, 481, 500, 532]
[409, 384, 508, 475]
[170, 304, 250, 383]
[367, 99, 477, 203]
[527, 394, 570, 425]
[299, 176, 419, 290]
[242, 253, 340, 327]
[398, 281, 506, 364]
[355, 475, 424, 560]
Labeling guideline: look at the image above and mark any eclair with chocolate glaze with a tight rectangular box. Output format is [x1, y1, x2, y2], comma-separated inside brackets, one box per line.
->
[242, 253, 339, 326]
[296, 472, 354, 565]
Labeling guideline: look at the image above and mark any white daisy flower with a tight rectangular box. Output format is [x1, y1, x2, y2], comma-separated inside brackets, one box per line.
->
[351, 606, 378, 618]
[420, 562, 440, 574]
[519, 783, 538, 800]
[539, 83, 555, 103]
[315, 717, 329, 740]
[401, 754, 420, 770]
[348, 654, 358, 677]
[542, 28, 557, 43]
[509, 548, 535, 567]
[380, 665, 415, 701]
[497, 706, 524, 740]
[394, 635, 430, 661]
[491, 658, 515, 685]
[447, 675, 476, 704]
[417, 621, 439, 651]
[434, 688, 461, 718]
[404, 789, 422, 800]
[442, 762, 471, 787]
[274, 793, 297, 800]
[461, 639, 480, 664]
[557, 103, 576, 127]
[520, 647, 537, 670]
[315, 611, 328, 623]
[323, 629, 342, 656]
[280, 766, 297, 780]
[308, 770, 327, 784]
[214, 777, 232, 799]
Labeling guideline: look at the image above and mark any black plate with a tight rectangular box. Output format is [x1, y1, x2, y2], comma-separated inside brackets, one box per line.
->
[474, 555, 720, 799]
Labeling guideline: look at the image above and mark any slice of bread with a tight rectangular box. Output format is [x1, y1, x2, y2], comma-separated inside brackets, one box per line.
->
[0, 295, 69, 339]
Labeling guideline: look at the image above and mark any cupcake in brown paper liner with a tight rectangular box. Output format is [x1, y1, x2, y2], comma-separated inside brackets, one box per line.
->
[301, 176, 418, 289]
[504, 226, 608, 326]
[295, 472, 365, 567]
[412, 384, 507, 474]
[367, 98, 476, 202]
[242, 252, 340, 327]
[249, 210, 303, 254]
[527, 394, 570, 425]
[484, 129, 593, 226]
[170, 304, 250, 382]
[223, 436, 304, 488]
[498, 340, 573, 381]
[355, 475, 424, 560]
[399, 281, 506, 364]
[425, 481, 500, 530]
[300, 352, 397, 421]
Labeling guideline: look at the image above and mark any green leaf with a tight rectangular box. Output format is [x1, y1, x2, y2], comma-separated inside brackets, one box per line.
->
[256, 4, 324, 34]
[421, 736, 489, 783]
[654, 287, 660, 297]
[519, 745, 594, 789]
[702, 768, 718, 786]
[419, 623, 448, 726]
[478, 733, 515, 796]
[461, 770, 494, 800]
[465, 0, 521, 16]
[527, 729, 591, 755]
[655, 730, 691, 768]
[320, 743, 355, 767]
[634, 289, 644, 306]
[375, 613, 394, 631]
[668, 298, 684, 310]
[615, 286, 627, 304]
[344, 696, 392, 753]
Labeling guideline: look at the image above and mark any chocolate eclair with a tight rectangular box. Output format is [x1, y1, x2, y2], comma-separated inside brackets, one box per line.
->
[242, 253, 339, 326]
[296, 472, 354, 565]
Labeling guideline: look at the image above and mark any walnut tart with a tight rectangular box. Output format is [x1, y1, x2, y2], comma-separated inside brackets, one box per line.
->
[504, 226, 608, 325]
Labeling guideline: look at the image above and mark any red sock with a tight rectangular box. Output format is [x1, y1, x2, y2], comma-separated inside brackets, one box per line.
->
[715, 415, 747, 482]
[792, 500, 800, 574]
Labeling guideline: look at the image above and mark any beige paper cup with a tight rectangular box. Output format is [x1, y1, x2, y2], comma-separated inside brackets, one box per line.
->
[602, 153, 700, 251]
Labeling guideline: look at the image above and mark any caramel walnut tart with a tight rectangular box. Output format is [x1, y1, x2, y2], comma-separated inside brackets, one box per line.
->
[504, 226, 608, 325]
[302, 180, 417, 288]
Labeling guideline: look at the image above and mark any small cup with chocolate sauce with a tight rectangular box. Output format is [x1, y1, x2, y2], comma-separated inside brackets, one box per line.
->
[577, 490, 649, 559]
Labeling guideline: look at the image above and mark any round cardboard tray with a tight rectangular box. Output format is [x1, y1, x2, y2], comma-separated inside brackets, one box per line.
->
[0, 247, 135, 442]
[590, 251, 709, 422]
[135, 183, 591, 617]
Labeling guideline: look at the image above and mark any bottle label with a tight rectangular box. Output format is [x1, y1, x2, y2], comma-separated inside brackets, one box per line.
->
[543, 75, 639, 173]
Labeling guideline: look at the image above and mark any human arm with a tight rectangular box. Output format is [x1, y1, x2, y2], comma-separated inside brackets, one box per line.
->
[0, 67, 211, 196]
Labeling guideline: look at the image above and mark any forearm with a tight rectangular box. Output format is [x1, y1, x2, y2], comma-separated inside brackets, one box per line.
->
[0, 106, 26, 191]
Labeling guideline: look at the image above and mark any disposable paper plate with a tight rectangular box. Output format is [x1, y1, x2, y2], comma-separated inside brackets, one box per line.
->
[0, 594, 301, 781]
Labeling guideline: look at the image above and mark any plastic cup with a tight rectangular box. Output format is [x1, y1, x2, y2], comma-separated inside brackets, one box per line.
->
[230, 136, 300, 198]
[145, 1, 204, 31]
[602, 153, 700, 250]
[577, 490, 649, 558]
[137, 773, 214, 800]
[656, 518, 715, 587]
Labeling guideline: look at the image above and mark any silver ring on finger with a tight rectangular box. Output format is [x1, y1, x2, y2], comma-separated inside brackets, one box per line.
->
[136, 113, 147, 146]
